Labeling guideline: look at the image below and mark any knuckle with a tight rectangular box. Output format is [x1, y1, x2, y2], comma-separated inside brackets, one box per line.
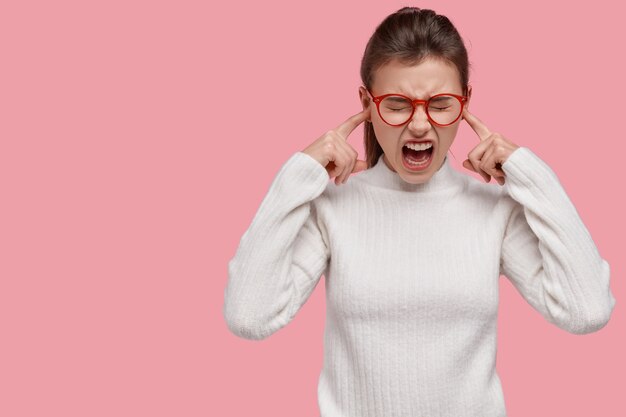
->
[323, 133, 334, 143]
[323, 141, 335, 152]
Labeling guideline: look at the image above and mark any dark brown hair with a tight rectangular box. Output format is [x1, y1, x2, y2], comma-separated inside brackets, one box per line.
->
[360, 7, 472, 167]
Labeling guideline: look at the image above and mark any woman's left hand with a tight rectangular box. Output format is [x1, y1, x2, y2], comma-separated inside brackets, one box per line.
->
[461, 107, 520, 186]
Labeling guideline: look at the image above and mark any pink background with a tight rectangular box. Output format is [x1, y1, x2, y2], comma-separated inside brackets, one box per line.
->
[1, 0, 624, 415]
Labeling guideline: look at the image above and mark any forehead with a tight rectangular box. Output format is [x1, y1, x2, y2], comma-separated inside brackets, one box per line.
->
[373, 58, 462, 98]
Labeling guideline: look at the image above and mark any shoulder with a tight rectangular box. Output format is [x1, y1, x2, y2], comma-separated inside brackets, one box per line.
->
[316, 174, 359, 206]
[460, 172, 519, 222]
[463, 172, 503, 203]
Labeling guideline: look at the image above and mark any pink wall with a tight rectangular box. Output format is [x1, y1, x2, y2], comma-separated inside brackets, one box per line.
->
[1, 1, 623, 416]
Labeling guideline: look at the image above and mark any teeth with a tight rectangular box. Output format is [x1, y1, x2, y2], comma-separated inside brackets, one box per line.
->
[404, 142, 433, 151]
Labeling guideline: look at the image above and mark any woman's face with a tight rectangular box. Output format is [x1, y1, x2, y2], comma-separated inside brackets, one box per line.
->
[359, 58, 472, 184]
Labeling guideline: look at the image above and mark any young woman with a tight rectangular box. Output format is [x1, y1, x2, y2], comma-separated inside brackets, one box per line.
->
[223, 7, 616, 416]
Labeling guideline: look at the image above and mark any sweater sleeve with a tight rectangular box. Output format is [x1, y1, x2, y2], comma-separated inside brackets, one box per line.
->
[499, 146, 616, 334]
[223, 151, 331, 340]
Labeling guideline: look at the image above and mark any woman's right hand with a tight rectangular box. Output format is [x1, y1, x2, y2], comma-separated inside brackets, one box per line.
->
[302, 107, 371, 185]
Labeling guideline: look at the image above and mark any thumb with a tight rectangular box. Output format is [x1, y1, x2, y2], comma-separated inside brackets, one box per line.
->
[462, 159, 476, 172]
[352, 159, 368, 173]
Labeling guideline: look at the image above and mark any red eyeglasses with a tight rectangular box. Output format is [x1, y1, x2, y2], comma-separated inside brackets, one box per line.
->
[364, 87, 469, 127]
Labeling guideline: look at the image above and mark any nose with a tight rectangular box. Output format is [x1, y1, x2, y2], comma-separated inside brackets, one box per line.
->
[407, 104, 432, 132]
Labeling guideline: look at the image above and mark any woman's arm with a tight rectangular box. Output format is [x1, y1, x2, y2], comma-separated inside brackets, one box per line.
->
[499, 147, 616, 334]
[223, 152, 331, 340]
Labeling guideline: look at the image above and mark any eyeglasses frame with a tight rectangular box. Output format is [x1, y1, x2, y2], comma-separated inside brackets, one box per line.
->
[364, 87, 469, 127]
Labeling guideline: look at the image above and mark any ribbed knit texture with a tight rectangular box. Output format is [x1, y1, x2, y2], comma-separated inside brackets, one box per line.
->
[223, 147, 616, 417]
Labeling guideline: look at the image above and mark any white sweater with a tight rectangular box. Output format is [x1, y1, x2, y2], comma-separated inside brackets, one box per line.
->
[223, 147, 616, 417]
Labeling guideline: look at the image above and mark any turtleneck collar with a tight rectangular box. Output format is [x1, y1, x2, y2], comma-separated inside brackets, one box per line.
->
[357, 153, 463, 193]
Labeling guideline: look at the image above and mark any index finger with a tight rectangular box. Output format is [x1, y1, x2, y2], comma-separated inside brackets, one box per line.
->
[335, 107, 371, 140]
[462, 108, 491, 141]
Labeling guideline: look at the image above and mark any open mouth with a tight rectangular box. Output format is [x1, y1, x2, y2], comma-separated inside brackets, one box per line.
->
[402, 142, 434, 169]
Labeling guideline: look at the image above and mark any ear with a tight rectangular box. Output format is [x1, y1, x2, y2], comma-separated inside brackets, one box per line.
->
[358, 86, 372, 121]
[465, 84, 472, 109]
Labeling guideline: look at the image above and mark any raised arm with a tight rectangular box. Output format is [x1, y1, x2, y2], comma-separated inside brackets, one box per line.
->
[223, 152, 331, 340]
[499, 147, 616, 334]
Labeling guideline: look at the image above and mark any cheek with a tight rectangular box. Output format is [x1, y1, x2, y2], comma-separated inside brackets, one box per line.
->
[439, 131, 458, 151]
[376, 130, 398, 151]
[372, 123, 394, 146]
[441, 123, 460, 140]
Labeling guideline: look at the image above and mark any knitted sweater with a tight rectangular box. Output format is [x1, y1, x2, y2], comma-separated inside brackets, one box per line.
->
[223, 146, 616, 417]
